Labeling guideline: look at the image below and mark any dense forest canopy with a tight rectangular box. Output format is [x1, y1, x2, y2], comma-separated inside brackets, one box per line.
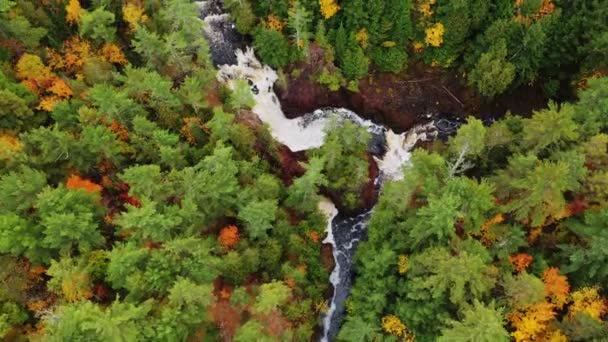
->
[0, 0, 607, 341]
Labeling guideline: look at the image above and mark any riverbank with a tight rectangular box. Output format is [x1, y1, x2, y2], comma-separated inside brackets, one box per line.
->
[276, 43, 550, 133]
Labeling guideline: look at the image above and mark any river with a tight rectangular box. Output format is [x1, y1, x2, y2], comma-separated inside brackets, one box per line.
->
[198, 1, 441, 340]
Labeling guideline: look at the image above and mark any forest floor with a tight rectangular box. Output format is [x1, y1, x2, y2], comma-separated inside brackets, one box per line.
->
[277, 45, 550, 132]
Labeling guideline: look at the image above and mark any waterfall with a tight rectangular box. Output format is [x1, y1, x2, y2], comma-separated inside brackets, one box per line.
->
[218, 49, 437, 341]
[199, 2, 438, 339]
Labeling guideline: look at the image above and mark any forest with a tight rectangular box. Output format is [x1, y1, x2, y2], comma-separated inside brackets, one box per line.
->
[0, 0, 607, 341]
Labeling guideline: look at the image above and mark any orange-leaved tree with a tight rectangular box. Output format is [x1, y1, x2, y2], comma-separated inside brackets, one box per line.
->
[218, 225, 240, 249]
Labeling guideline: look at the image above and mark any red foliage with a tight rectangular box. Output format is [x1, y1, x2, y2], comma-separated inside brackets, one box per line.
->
[92, 282, 112, 303]
[257, 310, 292, 338]
[567, 198, 588, 216]
[209, 300, 241, 341]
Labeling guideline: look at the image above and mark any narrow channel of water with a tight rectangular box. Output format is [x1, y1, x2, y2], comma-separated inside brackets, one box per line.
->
[198, 2, 439, 339]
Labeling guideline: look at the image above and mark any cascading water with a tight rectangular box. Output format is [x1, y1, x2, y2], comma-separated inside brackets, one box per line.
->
[219, 49, 437, 341]
[197, 2, 439, 340]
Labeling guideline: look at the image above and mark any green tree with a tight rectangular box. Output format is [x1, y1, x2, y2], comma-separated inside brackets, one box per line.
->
[40, 300, 150, 341]
[493, 154, 585, 226]
[561, 209, 608, 286]
[253, 28, 291, 69]
[468, 40, 516, 97]
[252, 281, 291, 314]
[438, 300, 509, 342]
[285, 157, 328, 214]
[79, 7, 116, 44]
[287, 1, 312, 51]
[521, 103, 579, 153]
[225, 0, 257, 34]
[228, 79, 256, 111]
[238, 200, 278, 239]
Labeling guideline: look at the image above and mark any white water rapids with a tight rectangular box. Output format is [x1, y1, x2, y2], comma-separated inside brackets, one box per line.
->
[218, 49, 437, 341]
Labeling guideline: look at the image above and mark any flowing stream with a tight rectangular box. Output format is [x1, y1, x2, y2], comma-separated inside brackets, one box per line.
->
[218, 49, 437, 341]
[198, 2, 439, 340]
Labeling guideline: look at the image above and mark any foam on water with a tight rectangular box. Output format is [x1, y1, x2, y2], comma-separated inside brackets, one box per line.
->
[218, 48, 437, 179]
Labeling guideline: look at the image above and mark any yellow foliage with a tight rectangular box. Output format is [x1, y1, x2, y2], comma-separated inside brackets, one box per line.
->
[315, 300, 329, 313]
[509, 302, 557, 342]
[382, 41, 397, 48]
[48, 78, 73, 98]
[36, 95, 62, 112]
[319, 0, 340, 19]
[61, 272, 93, 302]
[122, 2, 148, 31]
[424, 22, 444, 47]
[548, 329, 568, 342]
[382, 314, 409, 337]
[0, 135, 22, 160]
[569, 287, 607, 320]
[100, 43, 128, 65]
[355, 29, 369, 48]
[15, 53, 52, 81]
[262, 14, 285, 31]
[417, 0, 437, 17]
[542, 267, 570, 308]
[398, 255, 409, 274]
[412, 41, 425, 53]
[65, 0, 83, 25]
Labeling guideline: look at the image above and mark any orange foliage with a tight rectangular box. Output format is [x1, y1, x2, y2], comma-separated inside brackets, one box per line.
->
[528, 227, 542, 244]
[100, 43, 128, 65]
[66, 174, 103, 194]
[36, 95, 62, 112]
[108, 120, 129, 141]
[510, 253, 533, 272]
[219, 287, 232, 300]
[29, 266, 47, 276]
[65, 0, 83, 24]
[181, 117, 207, 144]
[48, 78, 73, 98]
[307, 231, 320, 243]
[51, 36, 93, 73]
[285, 277, 296, 289]
[218, 225, 240, 249]
[480, 213, 505, 245]
[542, 267, 570, 308]
[508, 302, 557, 342]
[262, 14, 285, 31]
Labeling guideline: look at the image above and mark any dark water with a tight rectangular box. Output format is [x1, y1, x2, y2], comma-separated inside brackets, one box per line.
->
[323, 211, 372, 341]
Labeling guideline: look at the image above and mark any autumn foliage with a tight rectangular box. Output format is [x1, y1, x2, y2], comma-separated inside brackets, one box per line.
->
[218, 225, 240, 249]
[509, 253, 533, 272]
[319, 0, 340, 19]
[542, 267, 570, 308]
[66, 174, 103, 194]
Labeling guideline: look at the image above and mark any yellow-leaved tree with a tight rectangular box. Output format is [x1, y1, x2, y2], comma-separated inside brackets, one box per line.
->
[319, 0, 340, 19]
